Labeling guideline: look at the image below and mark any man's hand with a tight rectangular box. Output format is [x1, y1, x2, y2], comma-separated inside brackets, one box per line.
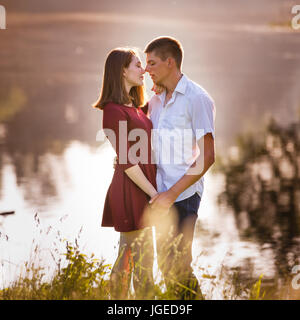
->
[149, 189, 178, 212]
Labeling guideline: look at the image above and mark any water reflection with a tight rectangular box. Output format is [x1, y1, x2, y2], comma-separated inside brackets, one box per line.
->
[218, 118, 300, 285]
[0, 141, 120, 288]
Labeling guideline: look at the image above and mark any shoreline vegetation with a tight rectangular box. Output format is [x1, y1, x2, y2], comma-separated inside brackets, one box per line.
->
[0, 212, 268, 300]
[0, 225, 267, 300]
[0, 228, 298, 300]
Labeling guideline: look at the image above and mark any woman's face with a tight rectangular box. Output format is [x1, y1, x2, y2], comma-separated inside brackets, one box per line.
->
[123, 55, 145, 88]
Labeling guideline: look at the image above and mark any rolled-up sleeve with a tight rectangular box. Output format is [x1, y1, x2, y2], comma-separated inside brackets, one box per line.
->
[103, 105, 138, 171]
[190, 92, 216, 141]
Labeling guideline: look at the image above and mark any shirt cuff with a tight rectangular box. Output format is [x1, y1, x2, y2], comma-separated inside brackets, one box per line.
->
[195, 128, 215, 141]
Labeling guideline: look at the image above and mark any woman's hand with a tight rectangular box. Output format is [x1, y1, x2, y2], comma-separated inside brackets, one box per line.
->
[149, 189, 177, 211]
[149, 192, 159, 203]
[113, 156, 118, 169]
[151, 84, 164, 95]
[149, 191, 159, 201]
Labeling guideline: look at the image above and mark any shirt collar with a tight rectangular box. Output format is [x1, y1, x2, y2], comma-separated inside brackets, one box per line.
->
[157, 90, 166, 103]
[174, 73, 188, 95]
[156, 73, 188, 102]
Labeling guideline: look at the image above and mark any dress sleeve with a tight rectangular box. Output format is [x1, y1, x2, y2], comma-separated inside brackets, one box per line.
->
[102, 105, 138, 171]
[189, 93, 216, 141]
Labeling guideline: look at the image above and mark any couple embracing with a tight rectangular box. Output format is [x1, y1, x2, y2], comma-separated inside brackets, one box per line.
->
[93, 36, 216, 300]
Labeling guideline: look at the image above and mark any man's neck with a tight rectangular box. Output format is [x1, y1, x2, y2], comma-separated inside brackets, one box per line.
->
[164, 71, 183, 96]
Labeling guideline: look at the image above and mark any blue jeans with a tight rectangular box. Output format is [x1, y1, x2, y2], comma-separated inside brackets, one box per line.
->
[156, 192, 202, 299]
[173, 192, 201, 231]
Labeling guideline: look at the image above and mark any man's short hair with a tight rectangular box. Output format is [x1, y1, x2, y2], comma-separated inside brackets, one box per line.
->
[144, 36, 183, 70]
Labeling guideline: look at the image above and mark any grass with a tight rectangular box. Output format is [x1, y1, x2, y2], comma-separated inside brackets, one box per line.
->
[0, 216, 299, 300]
[0, 241, 273, 300]
[0, 239, 297, 300]
[0, 241, 268, 300]
[0, 241, 111, 300]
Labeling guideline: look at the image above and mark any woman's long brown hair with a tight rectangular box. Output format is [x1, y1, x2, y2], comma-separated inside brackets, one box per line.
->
[92, 48, 146, 110]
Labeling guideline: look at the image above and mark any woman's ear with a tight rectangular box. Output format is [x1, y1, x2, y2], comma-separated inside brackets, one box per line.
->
[123, 67, 128, 78]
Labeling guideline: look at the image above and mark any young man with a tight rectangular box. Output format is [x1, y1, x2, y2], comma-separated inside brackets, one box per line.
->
[144, 36, 216, 299]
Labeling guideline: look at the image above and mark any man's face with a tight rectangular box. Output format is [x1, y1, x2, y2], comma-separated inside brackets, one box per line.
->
[145, 51, 169, 86]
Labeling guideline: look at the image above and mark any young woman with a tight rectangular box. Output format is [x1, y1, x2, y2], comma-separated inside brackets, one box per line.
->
[92, 48, 157, 299]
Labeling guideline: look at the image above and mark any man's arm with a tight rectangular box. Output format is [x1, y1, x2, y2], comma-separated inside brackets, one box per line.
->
[149, 133, 215, 210]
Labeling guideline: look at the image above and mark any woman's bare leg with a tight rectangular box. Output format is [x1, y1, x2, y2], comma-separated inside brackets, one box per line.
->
[110, 233, 134, 299]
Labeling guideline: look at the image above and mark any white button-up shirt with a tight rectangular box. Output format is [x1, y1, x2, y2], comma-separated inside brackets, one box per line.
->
[148, 74, 216, 202]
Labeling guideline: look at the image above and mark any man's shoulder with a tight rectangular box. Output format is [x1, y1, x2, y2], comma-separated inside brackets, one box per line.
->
[184, 78, 216, 117]
[185, 78, 214, 102]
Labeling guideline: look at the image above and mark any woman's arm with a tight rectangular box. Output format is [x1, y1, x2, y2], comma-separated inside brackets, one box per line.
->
[125, 164, 158, 198]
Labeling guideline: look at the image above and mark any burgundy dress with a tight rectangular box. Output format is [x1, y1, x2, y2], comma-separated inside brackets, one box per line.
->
[101, 102, 157, 232]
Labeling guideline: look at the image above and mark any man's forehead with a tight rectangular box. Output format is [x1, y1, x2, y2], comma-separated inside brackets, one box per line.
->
[146, 51, 160, 62]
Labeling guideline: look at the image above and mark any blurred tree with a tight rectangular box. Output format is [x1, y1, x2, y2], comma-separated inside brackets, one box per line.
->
[218, 117, 300, 277]
[0, 87, 27, 123]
